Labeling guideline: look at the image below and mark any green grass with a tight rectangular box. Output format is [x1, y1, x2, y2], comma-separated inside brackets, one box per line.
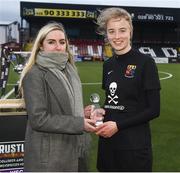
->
[151, 64, 180, 171]
[2, 62, 180, 171]
[1, 65, 19, 98]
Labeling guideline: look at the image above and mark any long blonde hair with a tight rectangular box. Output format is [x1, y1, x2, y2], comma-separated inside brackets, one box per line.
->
[19, 22, 74, 94]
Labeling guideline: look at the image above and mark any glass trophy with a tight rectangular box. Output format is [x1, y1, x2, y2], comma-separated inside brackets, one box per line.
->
[90, 93, 103, 126]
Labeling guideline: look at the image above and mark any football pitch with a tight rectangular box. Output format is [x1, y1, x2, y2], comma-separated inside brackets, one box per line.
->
[79, 62, 180, 171]
[3, 61, 180, 171]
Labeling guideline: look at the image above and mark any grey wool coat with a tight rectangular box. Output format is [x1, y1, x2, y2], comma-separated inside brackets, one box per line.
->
[22, 64, 88, 172]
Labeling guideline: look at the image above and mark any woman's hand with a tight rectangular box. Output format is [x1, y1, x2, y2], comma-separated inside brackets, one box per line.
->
[84, 118, 96, 132]
[84, 105, 105, 121]
[91, 107, 105, 122]
[84, 105, 93, 118]
[95, 121, 118, 138]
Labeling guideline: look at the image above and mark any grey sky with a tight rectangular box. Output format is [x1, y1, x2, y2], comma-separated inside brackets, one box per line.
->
[0, 0, 180, 23]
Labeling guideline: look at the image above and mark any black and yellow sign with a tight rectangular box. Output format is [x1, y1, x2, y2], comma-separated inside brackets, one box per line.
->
[35, 8, 87, 18]
[22, 7, 96, 19]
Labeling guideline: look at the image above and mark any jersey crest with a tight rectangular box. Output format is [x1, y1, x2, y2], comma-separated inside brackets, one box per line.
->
[125, 65, 136, 78]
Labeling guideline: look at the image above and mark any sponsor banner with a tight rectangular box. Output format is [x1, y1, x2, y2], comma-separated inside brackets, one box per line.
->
[134, 13, 174, 22]
[82, 56, 93, 61]
[0, 167, 23, 172]
[34, 8, 86, 18]
[138, 46, 177, 58]
[21, 2, 180, 22]
[0, 114, 26, 172]
[168, 58, 180, 63]
[22, 7, 96, 19]
[153, 57, 169, 64]
[0, 141, 24, 172]
[74, 55, 82, 62]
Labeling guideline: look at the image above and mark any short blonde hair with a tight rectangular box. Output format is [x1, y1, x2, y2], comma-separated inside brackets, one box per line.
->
[96, 7, 133, 39]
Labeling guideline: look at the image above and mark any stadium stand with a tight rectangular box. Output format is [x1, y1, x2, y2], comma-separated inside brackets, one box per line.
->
[18, 2, 180, 62]
[69, 39, 103, 61]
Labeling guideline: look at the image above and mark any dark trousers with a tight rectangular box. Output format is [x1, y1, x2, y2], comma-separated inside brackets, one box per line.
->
[97, 147, 152, 172]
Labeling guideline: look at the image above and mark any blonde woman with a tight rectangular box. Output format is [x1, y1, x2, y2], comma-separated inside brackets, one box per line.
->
[95, 8, 161, 171]
[19, 22, 96, 172]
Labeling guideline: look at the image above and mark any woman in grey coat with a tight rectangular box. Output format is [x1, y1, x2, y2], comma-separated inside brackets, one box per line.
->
[19, 22, 96, 172]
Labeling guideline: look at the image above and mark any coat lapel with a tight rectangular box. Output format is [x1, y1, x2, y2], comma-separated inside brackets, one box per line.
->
[44, 71, 72, 114]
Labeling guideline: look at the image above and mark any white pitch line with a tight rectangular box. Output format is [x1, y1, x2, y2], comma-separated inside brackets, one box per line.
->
[6, 83, 16, 86]
[1, 88, 15, 99]
[6, 83, 102, 86]
[159, 71, 173, 80]
[82, 71, 173, 84]
[2, 71, 173, 99]
[82, 82, 102, 85]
